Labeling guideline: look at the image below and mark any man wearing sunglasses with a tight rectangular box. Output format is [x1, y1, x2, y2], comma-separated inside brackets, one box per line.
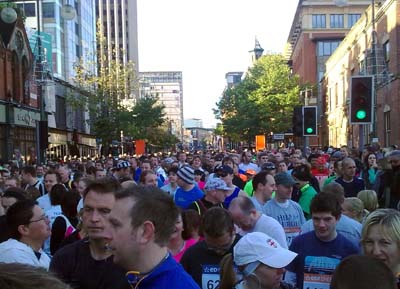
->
[181, 207, 240, 289]
[0, 200, 51, 269]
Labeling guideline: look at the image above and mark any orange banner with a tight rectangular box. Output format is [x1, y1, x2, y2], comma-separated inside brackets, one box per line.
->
[135, 139, 146, 155]
[255, 135, 265, 151]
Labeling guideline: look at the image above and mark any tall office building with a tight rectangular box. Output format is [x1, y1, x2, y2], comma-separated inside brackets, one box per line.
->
[139, 72, 184, 141]
[96, 0, 139, 73]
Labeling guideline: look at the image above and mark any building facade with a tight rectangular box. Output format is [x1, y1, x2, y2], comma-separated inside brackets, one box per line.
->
[0, 13, 37, 164]
[139, 71, 184, 142]
[285, 0, 370, 146]
[16, 0, 98, 160]
[96, 0, 139, 72]
[324, 0, 399, 148]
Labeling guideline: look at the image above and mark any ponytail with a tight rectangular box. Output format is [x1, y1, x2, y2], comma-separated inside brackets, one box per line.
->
[219, 253, 237, 289]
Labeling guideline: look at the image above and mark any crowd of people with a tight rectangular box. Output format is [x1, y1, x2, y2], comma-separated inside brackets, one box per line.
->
[0, 143, 399, 289]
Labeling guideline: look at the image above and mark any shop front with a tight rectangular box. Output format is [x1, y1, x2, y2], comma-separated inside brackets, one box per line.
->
[47, 130, 68, 160]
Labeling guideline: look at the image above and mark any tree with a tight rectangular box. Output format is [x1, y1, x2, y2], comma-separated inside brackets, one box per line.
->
[214, 54, 300, 143]
[67, 21, 166, 152]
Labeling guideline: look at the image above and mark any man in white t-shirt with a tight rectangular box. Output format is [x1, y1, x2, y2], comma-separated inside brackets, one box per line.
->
[229, 196, 287, 249]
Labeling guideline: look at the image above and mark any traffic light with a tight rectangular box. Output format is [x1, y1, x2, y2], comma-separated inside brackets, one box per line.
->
[350, 76, 373, 124]
[292, 106, 303, 137]
[302, 106, 317, 136]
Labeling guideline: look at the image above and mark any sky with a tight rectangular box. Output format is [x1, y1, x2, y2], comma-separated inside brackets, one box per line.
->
[137, 0, 299, 128]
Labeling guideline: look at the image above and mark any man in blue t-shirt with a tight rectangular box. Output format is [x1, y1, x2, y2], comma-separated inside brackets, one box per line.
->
[285, 192, 359, 289]
[174, 166, 204, 209]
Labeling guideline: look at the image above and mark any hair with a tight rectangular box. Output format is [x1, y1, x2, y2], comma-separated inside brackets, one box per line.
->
[86, 166, 97, 176]
[342, 197, 364, 222]
[357, 190, 378, 212]
[49, 184, 68, 206]
[4, 176, 21, 187]
[291, 164, 313, 182]
[321, 182, 344, 202]
[115, 185, 179, 246]
[230, 196, 255, 216]
[21, 166, 37, 178]
[2, 189, 27, 202]
[310, 192, 342, 219]
[363, 152, 377, 169]
[82, 177, 121, 199]
[60, 190, 80, 220]
[222, 156, 234, 166]
[24, 187, 40, 200]
[252, 171, 269, 191]
[0, 263, 71, 289]
[181, 209, 202, 240]
[219, 253, 238, 289]
[341, 157, 355, 169]
[361, 209, 400, 249]
[6, 199, 37, 240]
[139, 170, 156, 184]
[44, 170, 62, 184]
[330, 255, 396, 289]
[201, 207, 234, 238]
[167, 166, 178, 175]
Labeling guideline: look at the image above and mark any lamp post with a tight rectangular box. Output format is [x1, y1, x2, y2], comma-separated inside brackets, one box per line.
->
[120, 130, 124, 155]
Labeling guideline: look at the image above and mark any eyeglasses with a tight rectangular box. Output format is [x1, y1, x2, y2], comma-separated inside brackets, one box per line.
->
[206, 235, 235, 254]
[27, 214, 48, 224]
[216, 172, 228, 177]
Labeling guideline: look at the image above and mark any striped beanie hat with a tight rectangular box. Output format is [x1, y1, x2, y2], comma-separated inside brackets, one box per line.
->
[177, 165, 195, 184]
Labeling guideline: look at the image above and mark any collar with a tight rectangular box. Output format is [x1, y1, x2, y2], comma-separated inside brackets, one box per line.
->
[126, 253, 169, 289]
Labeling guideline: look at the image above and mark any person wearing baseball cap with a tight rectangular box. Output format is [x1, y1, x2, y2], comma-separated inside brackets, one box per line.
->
[219, 232, 297, 289]
[187, 177, 231, 216]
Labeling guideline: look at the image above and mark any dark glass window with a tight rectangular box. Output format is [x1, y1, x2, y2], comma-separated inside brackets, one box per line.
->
[330, 14, 344, 28]
[312, 14, 326, 28]
[348, 14, 361, 27]
[317, 40, 342, 56]
[42, 3, 54, 18]
[17, 3, 36, 17]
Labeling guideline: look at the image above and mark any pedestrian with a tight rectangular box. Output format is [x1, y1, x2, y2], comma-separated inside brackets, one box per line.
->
[105, 185, 200, 289]
[285, 192, 359, 289]
[361, 208, 400, 286]
[180, 207, 240, 289]
[50, 178, 129, 289]
[219, 232, 297, 289]
[330, 255, 397, 289]
[0, 200, 51, 269]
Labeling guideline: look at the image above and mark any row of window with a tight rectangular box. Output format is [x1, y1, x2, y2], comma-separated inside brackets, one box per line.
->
[312, 14, 361, 29]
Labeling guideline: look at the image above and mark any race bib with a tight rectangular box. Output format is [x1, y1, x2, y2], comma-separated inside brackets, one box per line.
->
[303, 256, 340, 289]
[201, 265, 220, 289]
[284, 226, 301, 246]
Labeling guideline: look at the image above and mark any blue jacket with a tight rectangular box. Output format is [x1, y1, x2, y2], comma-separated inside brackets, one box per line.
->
[126, 254, 200, 289]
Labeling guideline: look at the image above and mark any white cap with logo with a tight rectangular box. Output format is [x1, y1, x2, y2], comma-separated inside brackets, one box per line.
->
[234, 232, 297, 275]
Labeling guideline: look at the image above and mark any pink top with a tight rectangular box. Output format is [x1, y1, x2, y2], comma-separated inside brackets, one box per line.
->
[172, 238, 198, 262]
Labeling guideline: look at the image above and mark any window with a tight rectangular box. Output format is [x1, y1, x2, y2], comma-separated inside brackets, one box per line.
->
[17, 3, 36, 17]
[42, 3, 54, 18]
[317, 40, 341, 56]
[383, 41, 390, 62]
[330, 14, 344, 28]
[348, 14, 361, 28]
[384, 111, 391, 147]
[312, 14, 326, 28]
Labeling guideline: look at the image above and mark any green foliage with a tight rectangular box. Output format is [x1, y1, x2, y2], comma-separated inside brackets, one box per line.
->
[67, 20, 167, 149]
[214, 54, 301, 142]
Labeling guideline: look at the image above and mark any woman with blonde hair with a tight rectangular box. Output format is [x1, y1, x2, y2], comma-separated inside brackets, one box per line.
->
[357, 189, 379, 213]
[342, 197, 364, 223]
[361, 209, 400, 286]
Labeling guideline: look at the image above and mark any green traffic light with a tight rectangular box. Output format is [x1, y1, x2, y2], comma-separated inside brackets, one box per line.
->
[356, 110, 366, 120]
[306, 127, 313, 134]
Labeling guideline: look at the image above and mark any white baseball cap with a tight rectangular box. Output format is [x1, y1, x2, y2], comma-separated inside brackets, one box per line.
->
[234, 232, 297, 272]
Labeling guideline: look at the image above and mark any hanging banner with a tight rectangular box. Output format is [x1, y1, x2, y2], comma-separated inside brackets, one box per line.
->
[255, 135, 265, 151]
[135, 139, 146, 155]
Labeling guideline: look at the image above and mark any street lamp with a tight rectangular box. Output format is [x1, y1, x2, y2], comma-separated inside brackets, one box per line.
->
[120, 130, 124, 155]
